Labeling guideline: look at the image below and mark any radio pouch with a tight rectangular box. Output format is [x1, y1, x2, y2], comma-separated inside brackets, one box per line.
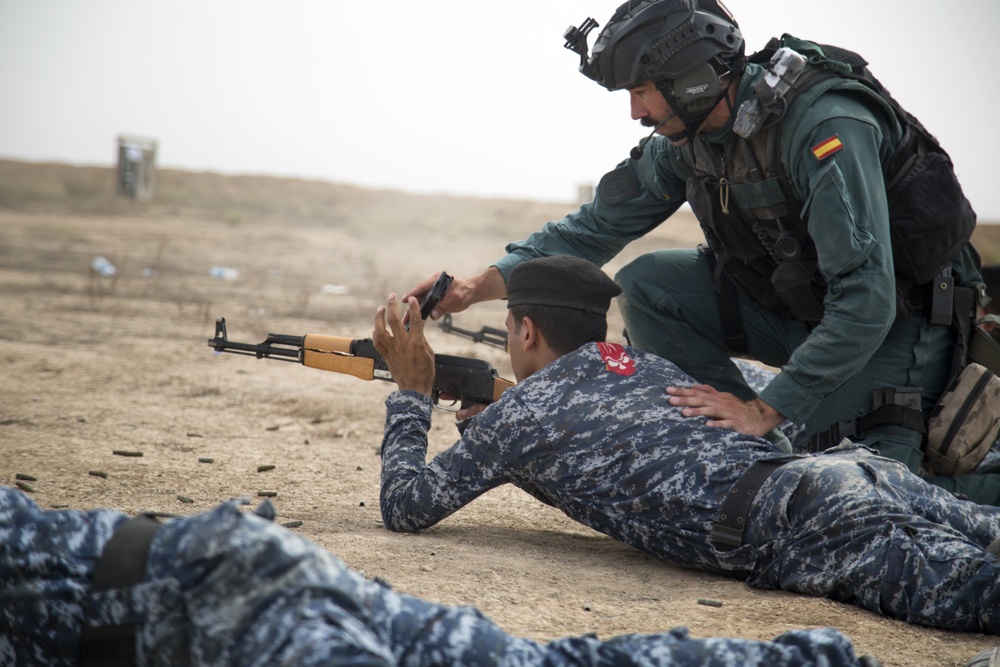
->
[925, 362, 1000, 475]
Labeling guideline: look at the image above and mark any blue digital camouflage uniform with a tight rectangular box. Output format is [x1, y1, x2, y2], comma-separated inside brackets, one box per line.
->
[380, 343, 1000, 634]
[0, 485, 875, 667]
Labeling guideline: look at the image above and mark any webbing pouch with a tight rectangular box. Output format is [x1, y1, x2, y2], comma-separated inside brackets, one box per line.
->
[925, 362, 1000, 475]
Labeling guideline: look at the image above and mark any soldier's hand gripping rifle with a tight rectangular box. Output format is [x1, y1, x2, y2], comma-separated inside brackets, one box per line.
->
[206, 273, 514, 409]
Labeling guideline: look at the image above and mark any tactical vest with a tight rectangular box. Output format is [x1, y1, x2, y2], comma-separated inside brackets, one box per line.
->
[680, 35, 977, 326]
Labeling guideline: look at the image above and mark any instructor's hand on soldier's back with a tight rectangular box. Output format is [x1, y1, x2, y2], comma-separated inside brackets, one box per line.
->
[666, 383, 785, 439]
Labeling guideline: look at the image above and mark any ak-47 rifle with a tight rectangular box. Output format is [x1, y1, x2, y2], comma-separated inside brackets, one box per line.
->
[439, 314, 508, 349]
[207, 317, 514, 409]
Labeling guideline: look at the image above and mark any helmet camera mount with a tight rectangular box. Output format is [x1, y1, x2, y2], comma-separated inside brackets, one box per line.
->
[564, 18, 600, 76]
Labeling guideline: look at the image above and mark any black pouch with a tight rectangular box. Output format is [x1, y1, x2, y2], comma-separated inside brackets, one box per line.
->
[770, 261, 825, 325]
[885, 134, 976, 286]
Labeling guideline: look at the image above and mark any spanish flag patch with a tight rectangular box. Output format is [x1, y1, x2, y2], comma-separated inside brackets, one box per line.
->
[811, 135, 843, 160]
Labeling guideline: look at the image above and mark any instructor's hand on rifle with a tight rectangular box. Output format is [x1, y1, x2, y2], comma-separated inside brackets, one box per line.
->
[404, 267, 507, 321]
[373, 294, 435, 398]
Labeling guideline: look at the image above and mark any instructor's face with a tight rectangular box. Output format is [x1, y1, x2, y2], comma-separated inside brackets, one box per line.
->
[628, 81, 688, 146]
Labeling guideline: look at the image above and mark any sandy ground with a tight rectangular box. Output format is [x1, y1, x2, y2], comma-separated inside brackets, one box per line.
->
[1, 166, 996, 665]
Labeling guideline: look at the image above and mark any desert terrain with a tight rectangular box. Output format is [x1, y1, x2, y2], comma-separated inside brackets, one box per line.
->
[2, 159, 998, 665]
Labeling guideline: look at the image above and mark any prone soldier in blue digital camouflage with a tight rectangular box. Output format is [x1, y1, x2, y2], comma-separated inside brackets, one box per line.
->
[374, 255, 1000, 636]
[403, 0, 1000, 506]
[0, 486, 881, 667]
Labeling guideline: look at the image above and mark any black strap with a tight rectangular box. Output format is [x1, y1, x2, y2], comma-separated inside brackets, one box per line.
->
[858, 403, 927, 434]
[950, 284, 976, 378]
[80, 514, 161, 667]
[717, 271, 749, 356]
[711, 457, 796, 551]
[808, 403, 927, 452]
[704, 249, 749, 357]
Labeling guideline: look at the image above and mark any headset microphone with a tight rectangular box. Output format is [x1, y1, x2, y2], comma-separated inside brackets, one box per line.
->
[630, 113, 676, 160]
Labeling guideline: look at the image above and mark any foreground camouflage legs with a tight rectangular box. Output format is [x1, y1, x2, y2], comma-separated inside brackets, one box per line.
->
[2, 488, 875, 666]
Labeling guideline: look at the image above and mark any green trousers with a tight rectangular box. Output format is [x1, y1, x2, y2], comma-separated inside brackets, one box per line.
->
[616, 248, 1000, 506]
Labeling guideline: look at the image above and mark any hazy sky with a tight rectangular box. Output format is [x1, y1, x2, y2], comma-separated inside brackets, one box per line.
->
[2, 0, 998, 219]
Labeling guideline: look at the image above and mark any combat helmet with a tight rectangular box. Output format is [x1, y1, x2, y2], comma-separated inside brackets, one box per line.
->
[564, 0, 745, 138]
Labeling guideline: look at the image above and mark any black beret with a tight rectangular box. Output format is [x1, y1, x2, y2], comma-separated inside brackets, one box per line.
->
[507, 255, 622, 315]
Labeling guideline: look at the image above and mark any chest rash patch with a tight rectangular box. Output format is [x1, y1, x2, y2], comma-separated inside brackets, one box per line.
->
[597, 165, 641, 205]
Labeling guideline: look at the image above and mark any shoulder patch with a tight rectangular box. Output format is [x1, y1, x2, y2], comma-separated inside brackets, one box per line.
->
[811, 135, 843, 160]
[597, 165, 641, 205]
[597, 342, 636, 376]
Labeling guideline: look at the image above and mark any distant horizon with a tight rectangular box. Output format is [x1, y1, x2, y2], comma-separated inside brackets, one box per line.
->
[5, 155, 999, 228]
[0, 154, 579, 203]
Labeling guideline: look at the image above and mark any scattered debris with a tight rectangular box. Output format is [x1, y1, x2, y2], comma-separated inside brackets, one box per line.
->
[16, 481, 35, 493]
[198, 457, 214, 464]
[358, 500, 366, 507]
[91, 256, 116, 277]
[697, 598, 723, 608]
[258, 491, 278, 497]
[257, 464, 275, 473]
[282, 520, 303, 529]
[113, 450, 143, 457]
[187, 432, 203, 438]
[209, 266, 239, 280]
[88, 470, 108, 479]
[177, 495, 195, 504]
[15, 473, 37, 481]
[583, 602, 592, 612]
